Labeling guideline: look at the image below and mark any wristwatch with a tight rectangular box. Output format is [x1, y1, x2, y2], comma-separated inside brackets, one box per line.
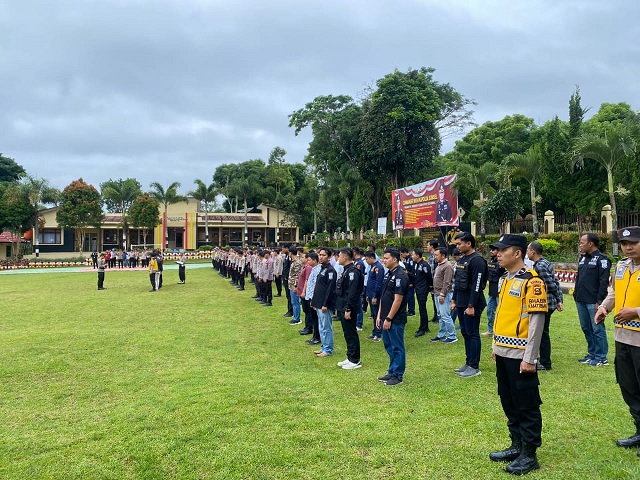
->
[384, 317, 392, 322]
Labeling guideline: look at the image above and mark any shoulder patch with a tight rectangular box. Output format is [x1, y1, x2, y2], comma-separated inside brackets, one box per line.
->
[395, 278, 401, 287]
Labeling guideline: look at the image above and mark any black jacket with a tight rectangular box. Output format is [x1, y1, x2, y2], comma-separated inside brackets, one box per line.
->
[311, 263, 337, 311]
[336, 263, 364, 313]
[453, 251, 487, 308]
[573, 249, 611, 304]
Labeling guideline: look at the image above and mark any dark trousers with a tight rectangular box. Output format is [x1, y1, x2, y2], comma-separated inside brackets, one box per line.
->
[97, 272, 104, 289]
[407, 287, 415, 315]
[457, 306, 484, 369]
[370, 300, 381, 337]
[149, 273, 156, 290]
[495, 355, 542, 447]
[179, 266, 185, 283]
[302, 298, 312, 331]
[264, 280, 273, 302]
[283, 278, 292, 314]
[275, 275, 282, 295]
[538, 310, 554, 369]
[431, 293, 438, 320]
[238, 273, 245, 289]
[339, 310, 360, 363]
[416, 291, 429, 332]
[615, 341, 640, 429]
[310, 307, 320, 341]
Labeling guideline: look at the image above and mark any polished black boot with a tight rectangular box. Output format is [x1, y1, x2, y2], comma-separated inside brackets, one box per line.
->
[505, 442, 539, 475]
[489, 434, 521, 462]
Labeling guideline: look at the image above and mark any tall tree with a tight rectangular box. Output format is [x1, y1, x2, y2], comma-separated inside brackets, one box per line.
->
[0, 183, 32, 257]
[455, 162, 498, 239]
[265, 147, 294, 242]
[56, 179, 104, 252]
[572, 124, 637, 255]
[100, 178, 142, 249]
[480, 187, 523, 235]
[22, 176, 60, 256]
[148, 182, 186, 249]
[508, 144, 545, 238]
[568, 86, 589, 140]
[188, 179, 216, 243]
[128, 194, 160, 248]
[0, 154, 26, 184]
[226, 161, 267, 247]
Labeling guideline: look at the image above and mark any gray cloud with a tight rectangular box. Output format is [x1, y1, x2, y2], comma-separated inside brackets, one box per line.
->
[1, 0, 639, 192]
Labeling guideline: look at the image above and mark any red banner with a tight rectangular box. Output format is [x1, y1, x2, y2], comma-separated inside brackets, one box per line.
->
[392, 175, 459, 229]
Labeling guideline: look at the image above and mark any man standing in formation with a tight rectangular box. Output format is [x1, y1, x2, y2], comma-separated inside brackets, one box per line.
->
[376, 248, 409, 386]
[311, 247, 337, 358]
[336, 248, 365, 370]
[431, 247, 457, 343]
[527, 241, 563, 371]
[412, 248, 433, 337]
[574, 233, 611, 366]
[489, 234, 548, 476]
[451, 232, 488, 378]
[596, 227, 640, 455]
[364, 251, 384, 342]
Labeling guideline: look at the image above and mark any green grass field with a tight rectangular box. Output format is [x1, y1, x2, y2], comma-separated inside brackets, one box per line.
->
[1, 265, 639, 479]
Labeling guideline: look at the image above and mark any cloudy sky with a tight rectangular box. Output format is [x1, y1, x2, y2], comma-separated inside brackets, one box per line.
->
[2, 0, 639, 193]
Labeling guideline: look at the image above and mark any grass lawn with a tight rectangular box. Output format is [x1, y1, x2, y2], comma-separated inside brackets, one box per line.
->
[1, 265, 639, 479]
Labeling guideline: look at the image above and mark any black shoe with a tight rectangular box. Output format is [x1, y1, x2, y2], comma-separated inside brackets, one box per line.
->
[505, 444, 539, 475]
[430, 318, 439, 323]
[98, 287, 106, 290]
[283, 312, 293, 318]
[407, 312, 415, 317]
[251, 295, 260, 299]
[238, 288, 245, 291]
[414, 330, 426, 338]
[149, 289, 156, 292]
[378, 374, 392, 382]
[306, 339, 321, 345]
[299, 329, 312, 335]
[617, 433, 640, 448]
[536, 364, 551, 371]
[263, 302, 273, 307]
[274, 294, 282, 297]
[489, 436, 521, 462]
[385, 376, 403, 386]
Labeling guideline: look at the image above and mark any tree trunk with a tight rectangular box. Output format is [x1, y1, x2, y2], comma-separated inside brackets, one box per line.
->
[204, 200, 210, 242]
[345, 196, 351, 235]
[243, 197, 248, 248]
[531, 182, 539, 239]
[313, 207, 317, 234]
[607, 167, 618, 256]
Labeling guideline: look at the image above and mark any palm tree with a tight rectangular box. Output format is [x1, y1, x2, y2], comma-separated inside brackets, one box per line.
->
[572, 124, 637, 256]
[22, 176, 59, 255]
[226, 175, 265, 247]
[101, 178, 142, 248]
[509, 144, 544, 238]
[455, 162, 498, 240]
[149, 182, 187, 249]
[188, 179, 216, 244]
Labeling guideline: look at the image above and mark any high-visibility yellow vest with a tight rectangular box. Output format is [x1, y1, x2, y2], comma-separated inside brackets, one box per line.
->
[614, 260, 640, 332]
[493, 269, 548, 350]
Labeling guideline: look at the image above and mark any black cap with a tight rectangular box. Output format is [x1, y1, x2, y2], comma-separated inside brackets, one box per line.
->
[490, 234, 528, 250]
[619, 226, 640, 242]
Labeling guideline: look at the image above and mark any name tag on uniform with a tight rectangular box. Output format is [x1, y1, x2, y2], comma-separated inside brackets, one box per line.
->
[329, 273, 334, 280]
[509, 279, 523, 297]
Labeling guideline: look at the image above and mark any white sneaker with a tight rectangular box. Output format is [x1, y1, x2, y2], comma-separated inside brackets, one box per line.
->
[337, 359, 349, 367]
[356, 327, 363, 332]
[342, 360, 362, 370]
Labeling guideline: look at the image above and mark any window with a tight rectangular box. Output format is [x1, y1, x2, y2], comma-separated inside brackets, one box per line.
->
[103, 229, 117, 243]
[39, 229, 62, 244]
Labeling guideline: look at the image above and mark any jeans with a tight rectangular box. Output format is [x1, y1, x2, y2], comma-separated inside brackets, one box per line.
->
[356, 294, 365, 329]
[382, 323, 406, 379]
[436, 292, 456, 340]
[487, 295, 498, 334]
[457, 305, 484, 370]
[291, 289, 301, 321]
[576, 302, 608, 361]
[317, 308, 334, 355]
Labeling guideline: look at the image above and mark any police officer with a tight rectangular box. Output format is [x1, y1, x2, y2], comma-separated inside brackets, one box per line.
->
[376, 248, 409, 387]
[597, 226, 640, 454]
[336, 248, 365, 370]
[281, 244, 293, 317]
[394, 194, 404, 228]
[489, 234, 548, 475]
[311, 247, 337, 357]
[451, 231, 488, 378]
[412, 248, 433, 337]
[436, 184, 453, 224]
[97, 252, 106, 290]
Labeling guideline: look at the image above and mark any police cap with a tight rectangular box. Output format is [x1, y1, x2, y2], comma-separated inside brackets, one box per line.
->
[619, 226, 640, 242]
[490, 234, 528, 250]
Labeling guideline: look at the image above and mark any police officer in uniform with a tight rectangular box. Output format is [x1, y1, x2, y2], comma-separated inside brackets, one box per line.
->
[597, 226, 640, 454]
[489, 234, 548, 475]
[394, 194, 404, 228]
[484, 247, 506, 336]
[436, 184, 453, 224]
[336, 248, 365, 370]
[451, 232, 488, 378]
[376, 248, 409, 387]
[412, 248, 434, 337]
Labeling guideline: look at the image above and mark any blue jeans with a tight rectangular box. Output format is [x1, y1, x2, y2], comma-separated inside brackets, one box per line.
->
[576, 302, 608, 361]
[291, 289, 301, 322]
[356, 295, 364, 329]
[317, 308, 334, 355]
[382, 323, 406, 379]
[457, 306, 484, 370]
[436, 292, 456, 340]
[487, 295, 498, 334]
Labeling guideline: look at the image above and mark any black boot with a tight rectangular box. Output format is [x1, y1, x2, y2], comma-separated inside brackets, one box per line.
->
[489, 434, 521, 462]
[505, 442, 539, 475]
[616, 429, 640, 448]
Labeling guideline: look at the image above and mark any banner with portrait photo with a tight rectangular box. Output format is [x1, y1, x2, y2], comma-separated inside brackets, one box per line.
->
[391, 175, 459, 230]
